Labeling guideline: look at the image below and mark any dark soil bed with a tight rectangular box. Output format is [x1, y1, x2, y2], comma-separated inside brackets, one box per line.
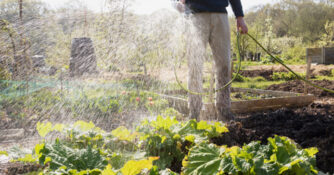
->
[240, 68, 333, 80]
[0, 162, 41, 175]
[266, 79, 334, 97]
[213, 103, 334, 173]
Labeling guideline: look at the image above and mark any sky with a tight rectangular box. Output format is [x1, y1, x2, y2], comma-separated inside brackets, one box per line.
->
[42, 0, 278, 15]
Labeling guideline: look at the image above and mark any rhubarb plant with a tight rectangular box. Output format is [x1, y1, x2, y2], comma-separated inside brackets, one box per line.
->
[11, 119, 320, 175]
[137, 116, 228, 171]
[183, 136, 318, 175]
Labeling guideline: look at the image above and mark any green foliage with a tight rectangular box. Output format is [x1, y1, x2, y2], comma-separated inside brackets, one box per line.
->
[230, 0, 334, 64]
[260, 55, 275, 64]
[0, 67, 11, 81]
[13, 118, 321, 174]
[272, 72, 305, 81]
[268, 136, 318, 174]
[183, 142, 224, 175]
[36, 120, 102, 138]
[34, 120, 150, 173]
[111, 126, 137, 142]
[120, 157, 159, 175]
[137, 116, 228, 170]
[14, 153, 38, 163]
[45, 29, 71, 68]
[317, 21, 334, 47]
[160, 107, 183, 119]
[280, 45, 306, 64]
[119, 77, 165, 92]
[183, 136, 318, 175]
[2, 86, 170, 121]
[36, 122, 55, 137]
[253, 76, 267, 82]
[149, 167, 180, 175]
[37, 142, 108, 171]
[233, 73, 248, 82]
[36, 140, 157, 175]
[0, 150, 8, 156]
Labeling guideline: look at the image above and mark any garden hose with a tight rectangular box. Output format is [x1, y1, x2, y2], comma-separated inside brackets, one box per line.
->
[174, 32, 334, 96]
[246, 33, 334, 94]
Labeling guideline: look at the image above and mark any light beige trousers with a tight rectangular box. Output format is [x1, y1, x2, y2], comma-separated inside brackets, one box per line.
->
[186, 13, 231, 121]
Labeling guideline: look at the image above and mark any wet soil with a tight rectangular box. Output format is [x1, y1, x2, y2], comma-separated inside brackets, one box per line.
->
[247, 64, 334, 75]
[244, 65, 334, 78]
[318, 69, 333, 76]
[239, 69, 333, 80]
[213, 103, 334, 173]
[266, 80, 334, 97]
[0, 162, 41, 175]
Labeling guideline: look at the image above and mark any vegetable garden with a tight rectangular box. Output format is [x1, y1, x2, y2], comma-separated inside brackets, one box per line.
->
[1, 0, 334, 174]
[0, 117, 320, 175]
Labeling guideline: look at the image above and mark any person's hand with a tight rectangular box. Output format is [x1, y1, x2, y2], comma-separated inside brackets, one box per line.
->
[237, 17, 248, 34]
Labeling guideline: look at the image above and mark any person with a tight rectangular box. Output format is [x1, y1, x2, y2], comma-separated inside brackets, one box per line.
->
[176, 0, 248, 121]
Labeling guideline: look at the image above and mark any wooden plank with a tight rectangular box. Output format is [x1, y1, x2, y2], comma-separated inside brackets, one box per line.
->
[164, 88, 299, 97]
[160, 93, 315, 115]
[306, 48, 321, 57]
[229, 95, 315, 114]
[305, 57, 312, 94]
[201, 95, 315, 119]
[160, 87, 316, 116]
[324, 47, 334, 64]
[306, 48, 322, 64]
[322, 47, 325, 64]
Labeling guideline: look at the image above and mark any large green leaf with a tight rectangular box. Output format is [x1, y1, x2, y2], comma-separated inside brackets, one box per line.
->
[183, 142, 224, 175]
[151, 116, 179, 130]
[183, 136, 318, 175]
[38, 142, 108, 171]
[268, 136, 318, 175]
[101, 164, 116, 175]
[121, 157, 159, 175]
[0, 150, 8, 156]
[138, 117, 229, 172]
[36, 122, 53, 137]
[111, 126, 137, 142]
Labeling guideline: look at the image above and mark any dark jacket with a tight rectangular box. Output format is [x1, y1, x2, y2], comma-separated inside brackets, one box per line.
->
[185, 0, 244, 17]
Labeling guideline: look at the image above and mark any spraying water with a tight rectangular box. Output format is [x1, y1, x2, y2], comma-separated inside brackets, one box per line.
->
[0, 0, 210, 139]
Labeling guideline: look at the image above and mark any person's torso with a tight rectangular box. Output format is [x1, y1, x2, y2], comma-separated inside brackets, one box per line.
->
[186, 0, 229, 13]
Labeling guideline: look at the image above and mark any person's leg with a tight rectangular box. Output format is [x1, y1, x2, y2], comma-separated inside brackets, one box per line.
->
[186, 13, 210, 120]
[209, 13, 234, 122]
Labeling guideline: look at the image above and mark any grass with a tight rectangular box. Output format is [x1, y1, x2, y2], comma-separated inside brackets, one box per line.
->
[236, 59, 307, 71]
[238, 61, 272, 68]
[314, 76, 334, 81]
[231, 74, 334, 90]
[232, 80, 285, 89]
